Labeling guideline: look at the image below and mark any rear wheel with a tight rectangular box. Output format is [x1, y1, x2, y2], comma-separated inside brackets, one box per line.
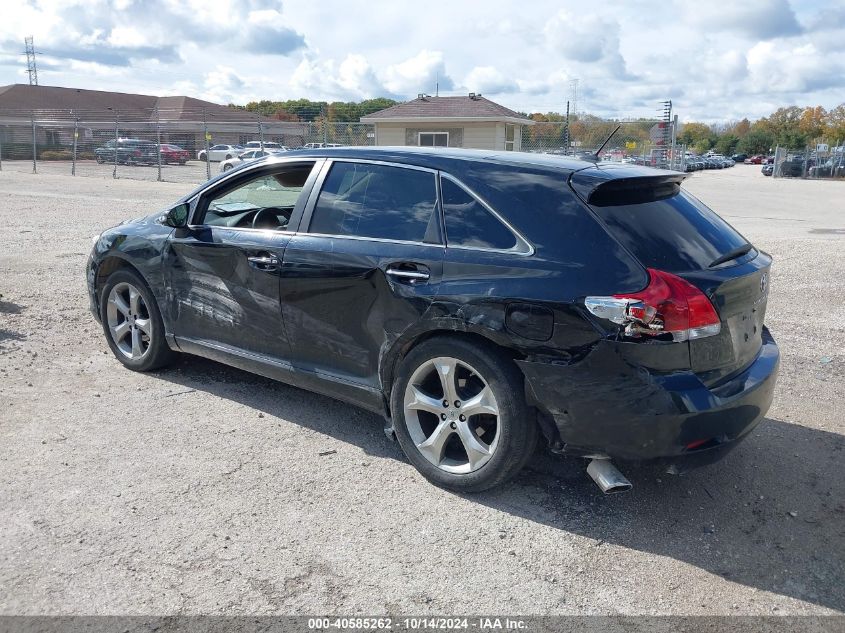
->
[391, 337, 538, 492]
[198, 152, 207, 161]
[100, 269, 174, 372]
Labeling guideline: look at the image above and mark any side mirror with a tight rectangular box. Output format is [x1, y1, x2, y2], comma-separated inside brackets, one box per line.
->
[164, 203, 189, 228]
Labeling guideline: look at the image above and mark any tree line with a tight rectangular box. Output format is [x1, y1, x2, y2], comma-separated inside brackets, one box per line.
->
[228, 98, 845, 155]
[676, 104, 845, 155]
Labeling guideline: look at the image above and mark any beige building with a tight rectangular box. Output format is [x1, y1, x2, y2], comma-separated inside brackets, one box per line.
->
[361, 93, 534, 151]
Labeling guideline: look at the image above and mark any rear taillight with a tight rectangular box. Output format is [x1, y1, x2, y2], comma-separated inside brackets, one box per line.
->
[585, 269, 721, 341]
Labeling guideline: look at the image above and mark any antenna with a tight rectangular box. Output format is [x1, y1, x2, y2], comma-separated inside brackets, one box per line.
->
[594, 124, 621, 159]
[24, 36, 38, 86]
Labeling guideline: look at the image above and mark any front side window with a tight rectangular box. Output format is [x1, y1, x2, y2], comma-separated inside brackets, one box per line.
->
[419, 132, 448, 147]
[199, 163, 314, 230]
[309, 162, 438, 242]
[441, 177, 517, 250]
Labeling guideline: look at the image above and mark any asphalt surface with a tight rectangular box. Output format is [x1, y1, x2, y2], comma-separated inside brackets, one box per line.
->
[0, 165, 843, 615]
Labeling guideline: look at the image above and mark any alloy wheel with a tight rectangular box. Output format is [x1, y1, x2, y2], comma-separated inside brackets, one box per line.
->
[106, 282, 152, 361]
[403, 357, 500, 474]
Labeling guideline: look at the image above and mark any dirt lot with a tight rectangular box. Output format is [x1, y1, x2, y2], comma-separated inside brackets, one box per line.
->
[0, 165, 843, 615]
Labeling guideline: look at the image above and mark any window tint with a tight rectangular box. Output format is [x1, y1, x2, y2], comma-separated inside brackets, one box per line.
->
[200, 164, 313, 229]
[590, 189, 750, 272]
[442, 178, 517, 250]
[309, 162, 438, 242]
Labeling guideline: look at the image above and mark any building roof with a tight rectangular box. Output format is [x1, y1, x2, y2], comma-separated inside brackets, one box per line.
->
[360, 94, 534, 125]
[0, 84, 255, 121]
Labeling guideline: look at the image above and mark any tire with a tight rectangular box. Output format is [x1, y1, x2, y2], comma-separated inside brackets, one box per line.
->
[391, 337, 538, 492]
[198, 153, 207, 161]
[179, 160, 186, 165]
[99, 269, 174, 372]
[223, 164, 233, 171]
[225, 154, 232, 160]
[96, 156, 104, 164]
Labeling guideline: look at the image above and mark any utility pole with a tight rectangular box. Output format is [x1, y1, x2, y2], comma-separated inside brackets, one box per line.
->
[563, 101, 570, 154]
[24, 36, 38, 86]
[568, 79, 579, 118]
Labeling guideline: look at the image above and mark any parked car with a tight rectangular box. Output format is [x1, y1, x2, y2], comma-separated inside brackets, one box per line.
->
[745, 155, 764, 164]
[95, 138, 158, 165]
[159, 144, 190, 165]
[731, 153, 747, 163]
[219, 149, 272, 172]
[197, 144, 244, 162]
[86, 148, 778, 493]
[244, 141, 287, 152]
[809, 156, 845, 178]
[762, 164, 774, 176]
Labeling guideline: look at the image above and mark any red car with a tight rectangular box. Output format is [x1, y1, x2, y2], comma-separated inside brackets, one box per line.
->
[745, 155, 764, 164]
[159, 144, 189, 165]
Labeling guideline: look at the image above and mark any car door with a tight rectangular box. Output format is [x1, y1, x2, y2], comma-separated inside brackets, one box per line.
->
[164, 159, 322, 360]
[279, 159, 444, 392]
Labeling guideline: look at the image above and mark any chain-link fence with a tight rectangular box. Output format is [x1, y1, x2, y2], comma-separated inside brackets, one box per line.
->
[0, 108, 692, 185]
[772, 142, 845, 179]
[0, 108, 376, 184]
[521, 118, 686, 170]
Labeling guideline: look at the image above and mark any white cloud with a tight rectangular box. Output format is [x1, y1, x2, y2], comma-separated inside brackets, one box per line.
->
[383, 50, 452, 96]
[463, 66, 518, 95]
[0, 0, 842, 123]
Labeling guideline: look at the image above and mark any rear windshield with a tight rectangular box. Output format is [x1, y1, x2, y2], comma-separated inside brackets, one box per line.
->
[589, 189, 750, 272]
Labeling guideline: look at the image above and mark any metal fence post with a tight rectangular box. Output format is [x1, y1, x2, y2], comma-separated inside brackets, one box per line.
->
[72, 114, 78, 176]
[31, 111, 37, 173]
[203, 108, 210, 180]
[0, 125, 3, 172]
[258, 113, 264, 150]
[113, 109, 119, 179]
[155, 108, 162, 182]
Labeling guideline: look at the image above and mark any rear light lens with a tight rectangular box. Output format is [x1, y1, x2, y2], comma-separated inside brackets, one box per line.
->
[585, 269, 721, 341]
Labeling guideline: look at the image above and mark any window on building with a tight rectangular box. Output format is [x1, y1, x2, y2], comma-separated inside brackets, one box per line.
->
[441, 177, 517, 250]
[309, 162, 439, 242]
[419, 132, 449, 147]
[505, 125, 516, 151]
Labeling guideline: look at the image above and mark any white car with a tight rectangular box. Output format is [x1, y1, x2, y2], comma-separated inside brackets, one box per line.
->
[243, 141, 286, 151]
[197, 144, 244, 162]
[219, 149, 271, 172]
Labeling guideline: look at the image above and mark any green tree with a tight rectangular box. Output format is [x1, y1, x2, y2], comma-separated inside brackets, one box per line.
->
[738, 128, 774, 154]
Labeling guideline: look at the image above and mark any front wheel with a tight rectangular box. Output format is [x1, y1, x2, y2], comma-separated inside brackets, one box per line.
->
[100, 269, 174, 372]
[391, 337, 538, 492]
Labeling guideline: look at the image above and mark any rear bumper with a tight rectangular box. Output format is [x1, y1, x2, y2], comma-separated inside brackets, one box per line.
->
[517, 328, 779, 469]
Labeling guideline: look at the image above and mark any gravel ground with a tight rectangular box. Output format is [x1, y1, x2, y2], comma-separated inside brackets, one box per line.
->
[0, 165, 843, 615]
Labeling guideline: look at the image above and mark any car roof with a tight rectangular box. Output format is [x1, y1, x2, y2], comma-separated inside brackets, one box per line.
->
[259, 146, 679, 181]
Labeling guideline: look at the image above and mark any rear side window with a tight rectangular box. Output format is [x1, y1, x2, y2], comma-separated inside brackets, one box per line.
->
[590, 189, 750, 272]
[441, 178, 516, 250]
[309, 162, 438, 242]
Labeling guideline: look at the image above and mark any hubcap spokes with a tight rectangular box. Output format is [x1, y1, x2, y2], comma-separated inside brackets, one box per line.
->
[404, 356, 500, 474]
[106, 282, 151, 360]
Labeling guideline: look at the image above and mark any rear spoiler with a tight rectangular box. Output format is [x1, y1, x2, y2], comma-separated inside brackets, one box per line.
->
[570, 167, 688, 207]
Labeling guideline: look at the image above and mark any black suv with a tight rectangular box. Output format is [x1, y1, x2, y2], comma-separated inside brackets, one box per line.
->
[95, 138, 158, 166]
[86, 148, 778, 493]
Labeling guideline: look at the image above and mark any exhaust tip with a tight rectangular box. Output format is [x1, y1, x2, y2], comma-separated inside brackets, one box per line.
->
[587, 459, 632, 494]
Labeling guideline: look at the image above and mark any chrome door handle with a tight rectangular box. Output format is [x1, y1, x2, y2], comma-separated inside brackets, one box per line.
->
[385, 269, 430, 281]
[247, 255, 280, 269]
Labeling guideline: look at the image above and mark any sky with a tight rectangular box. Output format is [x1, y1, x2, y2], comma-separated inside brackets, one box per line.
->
[0, 0, 843, 122]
